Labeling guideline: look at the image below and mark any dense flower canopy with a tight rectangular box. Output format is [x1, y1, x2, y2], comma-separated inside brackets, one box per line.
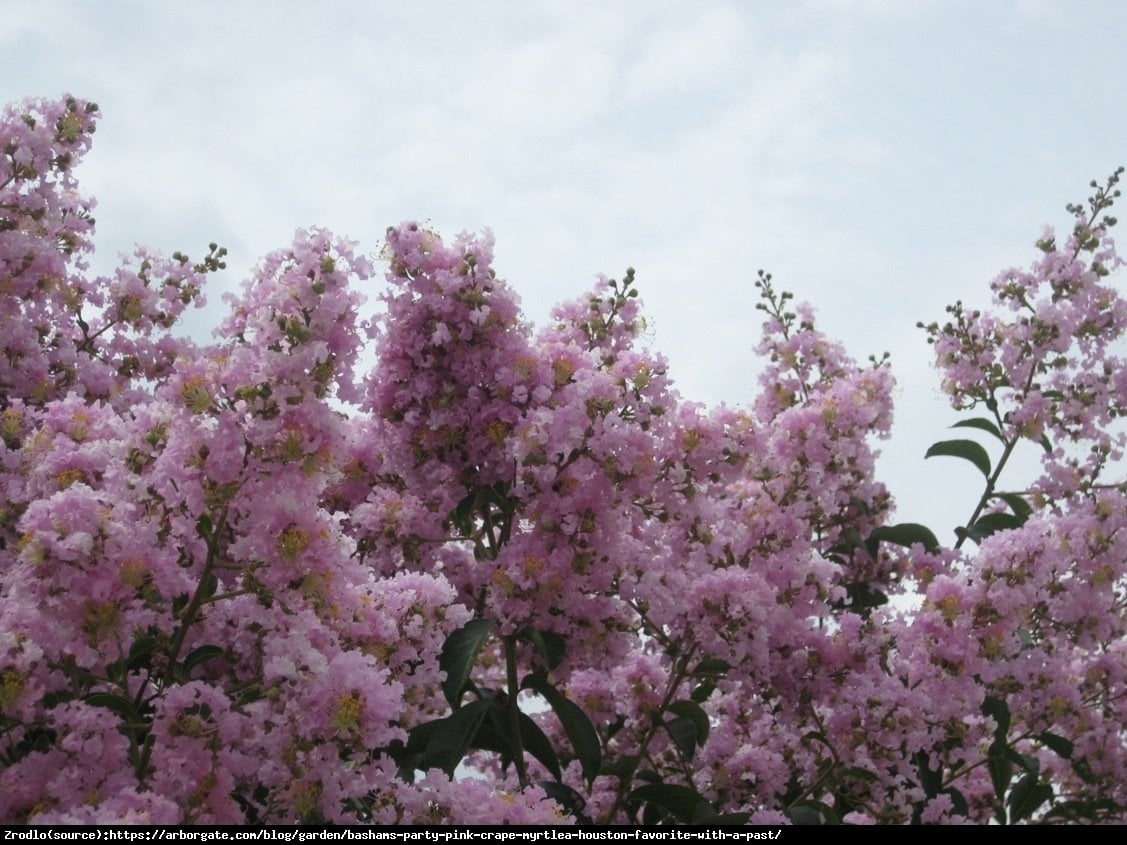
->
[1, 96, 1124, 824]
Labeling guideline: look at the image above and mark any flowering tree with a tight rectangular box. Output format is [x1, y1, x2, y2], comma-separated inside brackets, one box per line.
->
[1, 95, 1124, 825]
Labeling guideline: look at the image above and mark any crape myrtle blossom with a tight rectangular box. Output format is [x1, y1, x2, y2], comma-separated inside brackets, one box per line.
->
[0, 97, 211, 415]
[1, 96, 1125, 824]
[922, 184, 1127, 500]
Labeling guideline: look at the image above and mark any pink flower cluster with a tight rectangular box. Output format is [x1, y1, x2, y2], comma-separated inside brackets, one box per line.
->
[1, 97, 1124, 825]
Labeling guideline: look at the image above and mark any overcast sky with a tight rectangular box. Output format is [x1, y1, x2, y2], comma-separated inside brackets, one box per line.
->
[4, 0, 1125, 538]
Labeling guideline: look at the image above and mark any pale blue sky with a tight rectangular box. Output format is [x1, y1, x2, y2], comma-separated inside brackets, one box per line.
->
[4, 0, 1125, 537]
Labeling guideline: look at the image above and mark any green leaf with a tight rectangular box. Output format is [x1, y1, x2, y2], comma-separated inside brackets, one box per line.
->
[1071, 757, 1099, 785]
[450, 490, 477, 535]
[802, 729, 832, 750]
[465, 719, 510, 757]
[987, 748, 1013, 805]
[925, 439, 992, 479]
[171, 592, 189, 617]
[690, 680, 716, 703]
[195, 514, 213, 541]
[842, 766, 879, 783]
[523, 674, 602, 785]
[692, 656, 731, 675]
[965, 512, 1023, 542]
[1039, 433, 1052, 454]
[663, 717, 699, 762]
[1042, 797, 1119, 824]
[127, 634, 159, 669]
[667, 699, 710, 747]
[439, 619, 493, 707]
[788, 804, 823, 825]
[477, 700, 563, 782]
[394, 719, 439, 773]
[992, 492, 1033, 524]
[693, 811, 751, 825]
[1038, 731, 1073, 760]
[839, 581, 889, 612]
[867, 522, 941, 554]
[914, 751, 942, 799]
[105, 658, 126, 684]
[1007, 772, 1052, 823]
[83, 692, 141, 725]
[982, 695, 1011, 741]
[627, 784, 713, 824]
[951, 417, 1005, 443]
[201, 572, 219, 601]
[517, 713, 563, 782]
[819, 802, 841, 825]
[787, 801, 839, 825]
[826, 527, 866, 558]
[691, 802, 732, 824]
[420, 697, 491, 776]
[182, 644, 225, 676]
[474, 709, 524, 769]
[599, 755, 640, 779]
[537, 781, 590, 823]
[518, 626, 567, 671]
[944, 787, 969, 817]
[1011, 749, 1040, 776]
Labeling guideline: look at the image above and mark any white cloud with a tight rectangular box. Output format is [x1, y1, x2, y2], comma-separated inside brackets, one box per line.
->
[3, 0, 1126, 533]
